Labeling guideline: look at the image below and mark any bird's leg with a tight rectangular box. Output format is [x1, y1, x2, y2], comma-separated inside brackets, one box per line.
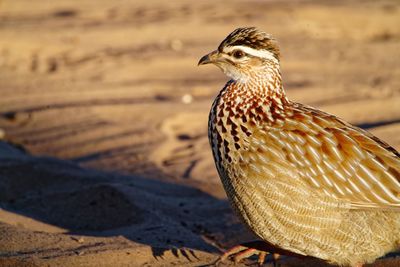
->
[258, 251, 268, 265]
[232, 247, 259, 263]
[220, 244, 250, 261]
[271, 253, 280, 266]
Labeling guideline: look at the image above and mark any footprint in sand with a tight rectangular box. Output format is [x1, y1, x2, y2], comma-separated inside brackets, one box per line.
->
[151, 112, 219, 184]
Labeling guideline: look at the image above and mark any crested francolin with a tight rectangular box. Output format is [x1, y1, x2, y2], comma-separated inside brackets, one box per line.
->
[199, 27, 400, 267]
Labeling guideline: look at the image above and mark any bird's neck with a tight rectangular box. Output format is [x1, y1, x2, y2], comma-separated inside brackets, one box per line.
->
[222, 64, 289, 116]
[236, 69, 285, 98]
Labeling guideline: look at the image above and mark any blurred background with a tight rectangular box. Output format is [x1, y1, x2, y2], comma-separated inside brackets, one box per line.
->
[0, 0, 399, 266]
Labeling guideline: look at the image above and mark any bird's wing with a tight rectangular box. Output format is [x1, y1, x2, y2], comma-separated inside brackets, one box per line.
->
[257, 103, 400, 211]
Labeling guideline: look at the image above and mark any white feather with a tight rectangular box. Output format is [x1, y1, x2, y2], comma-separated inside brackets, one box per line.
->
[223, 45, 278, 62]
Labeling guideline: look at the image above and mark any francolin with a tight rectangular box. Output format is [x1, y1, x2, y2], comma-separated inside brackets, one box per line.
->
[199, 27, 400, 267]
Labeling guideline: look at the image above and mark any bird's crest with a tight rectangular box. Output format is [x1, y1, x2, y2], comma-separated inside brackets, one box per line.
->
[218, 27, 280, 61]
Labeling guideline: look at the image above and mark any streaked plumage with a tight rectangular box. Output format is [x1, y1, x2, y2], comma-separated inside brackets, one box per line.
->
[199, 27, 400, 266]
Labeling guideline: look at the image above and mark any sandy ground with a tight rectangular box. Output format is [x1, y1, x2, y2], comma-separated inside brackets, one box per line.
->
[0, 0, 400, 266]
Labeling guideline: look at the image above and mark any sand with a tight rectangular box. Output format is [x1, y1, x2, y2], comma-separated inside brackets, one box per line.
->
[0, 0, 399, 266]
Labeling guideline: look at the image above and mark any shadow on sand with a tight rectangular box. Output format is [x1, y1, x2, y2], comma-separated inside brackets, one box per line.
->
[0, 141, 243, 265]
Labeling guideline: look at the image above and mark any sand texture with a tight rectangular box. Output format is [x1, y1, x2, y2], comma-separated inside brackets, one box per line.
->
[0, 0, 400, 266]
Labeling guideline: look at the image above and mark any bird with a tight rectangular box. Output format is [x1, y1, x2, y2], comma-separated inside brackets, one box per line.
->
[198, 27, 400, 267]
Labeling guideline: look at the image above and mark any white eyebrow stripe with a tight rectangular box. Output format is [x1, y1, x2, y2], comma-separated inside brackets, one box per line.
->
[223, 45, 278, 62]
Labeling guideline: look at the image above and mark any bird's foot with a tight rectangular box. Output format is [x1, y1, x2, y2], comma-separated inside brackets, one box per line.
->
[220, 244, 279, 265]
[212, 241, 284, 266]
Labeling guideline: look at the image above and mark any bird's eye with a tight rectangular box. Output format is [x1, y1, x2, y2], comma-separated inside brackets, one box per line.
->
[233, 50, 245, 59]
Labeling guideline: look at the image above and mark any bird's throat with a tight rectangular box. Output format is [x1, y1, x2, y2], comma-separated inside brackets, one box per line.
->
[220, 67, 289, 125]
[227, 67, 287, 102]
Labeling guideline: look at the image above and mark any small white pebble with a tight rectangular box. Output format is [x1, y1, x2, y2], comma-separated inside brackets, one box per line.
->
[170, 39, 183, 51]
[182, 94, 193, 104]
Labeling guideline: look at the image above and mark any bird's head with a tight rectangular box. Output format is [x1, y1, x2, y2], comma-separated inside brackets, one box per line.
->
[198, 27, 280, 82]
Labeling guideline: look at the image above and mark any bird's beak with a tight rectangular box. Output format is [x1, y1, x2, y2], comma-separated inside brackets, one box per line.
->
[198, 50, 219, 66]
